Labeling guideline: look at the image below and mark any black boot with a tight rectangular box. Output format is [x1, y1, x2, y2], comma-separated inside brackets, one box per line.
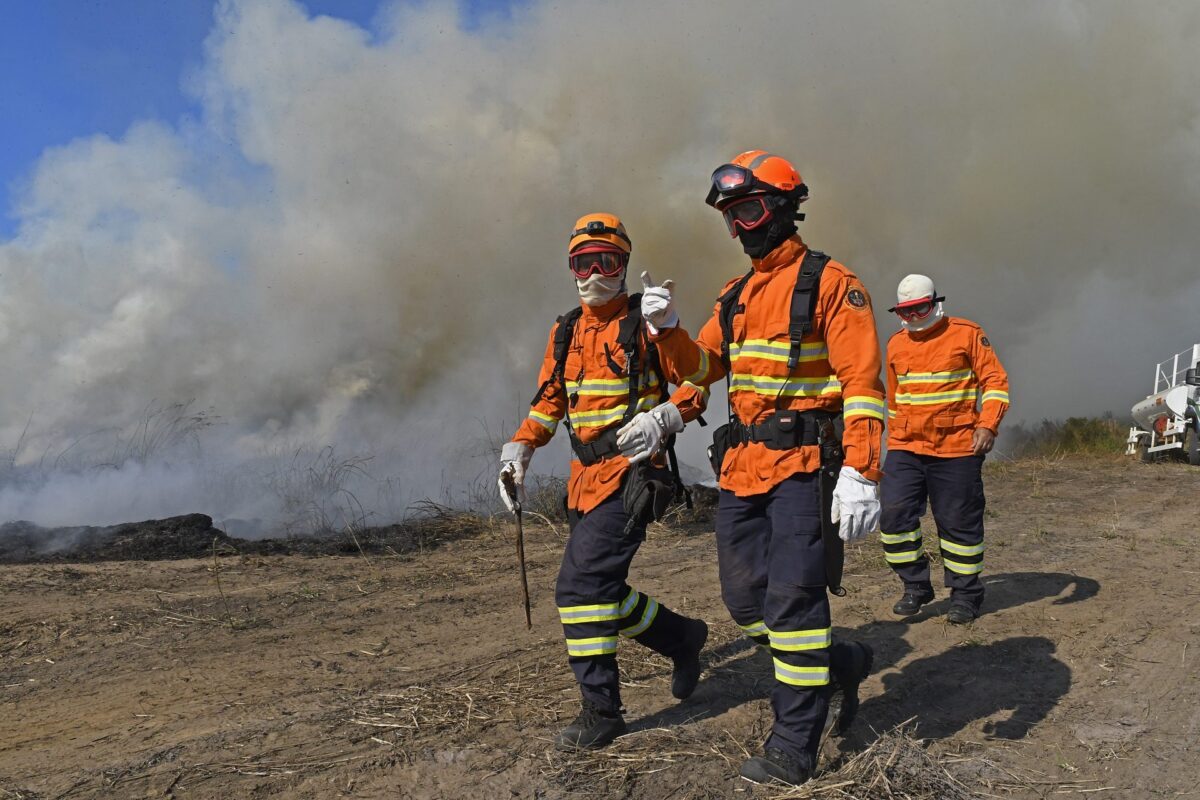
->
[829, 641, 874, 736]
[670, 618, 708, 700]
[892, 585, 935, 617]
[739, 747, 815, 786]
[947, 601, 979, 625]
[554, 699, 627, 750]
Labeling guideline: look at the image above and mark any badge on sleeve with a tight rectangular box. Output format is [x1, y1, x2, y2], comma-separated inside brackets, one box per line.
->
[846, 288, 868, 309]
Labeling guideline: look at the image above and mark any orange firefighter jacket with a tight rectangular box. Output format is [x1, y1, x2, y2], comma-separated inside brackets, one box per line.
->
[510, 293, 709, 514]
[885, 316, 1010, 457]
[654, 236, 886, 495]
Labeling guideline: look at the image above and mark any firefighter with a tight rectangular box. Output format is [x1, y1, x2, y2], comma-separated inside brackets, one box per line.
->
[641, 151, 880, 786]
[880, 274, 1010, 624]
[497, 213, 709, 750]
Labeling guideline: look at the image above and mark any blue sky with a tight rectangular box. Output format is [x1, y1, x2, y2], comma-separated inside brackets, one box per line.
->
[0, 0, 521, 239]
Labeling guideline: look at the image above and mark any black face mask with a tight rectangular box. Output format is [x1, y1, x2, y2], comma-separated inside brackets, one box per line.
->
[735, 196, 798, 259]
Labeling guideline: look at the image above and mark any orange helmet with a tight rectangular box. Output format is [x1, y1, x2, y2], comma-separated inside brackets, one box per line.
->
[705, 150, 809, 209]
[568, 212, 632, 254]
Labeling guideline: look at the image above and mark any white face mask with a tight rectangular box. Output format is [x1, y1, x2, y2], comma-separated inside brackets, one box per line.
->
[900, 301, 946, 332]
[576, 273, 624, 306]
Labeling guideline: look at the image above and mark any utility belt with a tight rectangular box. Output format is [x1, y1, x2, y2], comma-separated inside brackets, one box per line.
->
[708, 409, 844, 477]
[570, 429, 621, 467]
[569, 428, 689, 535]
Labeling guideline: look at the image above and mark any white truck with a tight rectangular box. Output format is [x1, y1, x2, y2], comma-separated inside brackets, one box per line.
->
[1127, 344, 1200, 464]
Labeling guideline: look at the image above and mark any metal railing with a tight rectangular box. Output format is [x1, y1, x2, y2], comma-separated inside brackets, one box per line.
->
[1155, 344, 1200, 394]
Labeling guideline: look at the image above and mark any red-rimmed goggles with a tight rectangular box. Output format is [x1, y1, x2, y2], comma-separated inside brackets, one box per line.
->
[569, 245, 628, 279]
[719, 196, 773, 237]
[889, 295, 944, 321]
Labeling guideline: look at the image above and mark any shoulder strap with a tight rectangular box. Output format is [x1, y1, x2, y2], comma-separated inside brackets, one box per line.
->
[786, 249, 832, 369]
[717, 269, 755, 371]
[529, 306, 583, 406]
[618, 294, 649, 424]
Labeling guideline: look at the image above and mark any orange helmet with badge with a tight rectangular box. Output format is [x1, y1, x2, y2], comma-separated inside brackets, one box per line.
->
[706, 151, 809, 258]
[568, 212, 631, 279]
[705, 150, 809, 210]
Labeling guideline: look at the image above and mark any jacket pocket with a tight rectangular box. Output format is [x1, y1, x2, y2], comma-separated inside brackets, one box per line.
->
[933, 411, 977, 430]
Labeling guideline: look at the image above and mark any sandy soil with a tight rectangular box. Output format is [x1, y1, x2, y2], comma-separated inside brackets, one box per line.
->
[2, 455, 1198, 799]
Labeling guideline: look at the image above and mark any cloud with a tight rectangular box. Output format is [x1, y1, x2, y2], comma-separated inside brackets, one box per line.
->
[1, 0, 1198, 526]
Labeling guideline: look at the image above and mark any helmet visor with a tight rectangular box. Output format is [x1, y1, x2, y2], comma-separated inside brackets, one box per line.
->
[895, 299, 934, 321]
[721, 196, 771, 237]
[569, 247, 627, 279]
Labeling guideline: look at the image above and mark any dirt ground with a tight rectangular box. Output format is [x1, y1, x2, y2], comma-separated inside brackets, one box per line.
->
[2, 455, 1198, 799]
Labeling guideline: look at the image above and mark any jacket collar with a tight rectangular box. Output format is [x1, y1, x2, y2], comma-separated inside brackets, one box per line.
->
[751, 234, 806, 273]
[579, 292, 628, 321]
[905, 315, 950, 341]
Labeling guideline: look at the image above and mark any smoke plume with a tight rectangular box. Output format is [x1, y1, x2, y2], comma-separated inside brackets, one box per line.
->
[1, 0, 1198, 527]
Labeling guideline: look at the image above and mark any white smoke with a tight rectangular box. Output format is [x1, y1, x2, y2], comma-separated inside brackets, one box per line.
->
[1, 0, 1199, 527]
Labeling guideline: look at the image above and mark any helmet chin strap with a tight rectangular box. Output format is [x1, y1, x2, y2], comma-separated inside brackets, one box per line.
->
[900, 302, 945, 332]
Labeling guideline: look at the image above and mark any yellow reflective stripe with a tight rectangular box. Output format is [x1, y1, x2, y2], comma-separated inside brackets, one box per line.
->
[897, 369, 974, 386]
[684, 348, 712, 384]
[887, 407, 898, 418]
[844, 395, 885, 421]
[981, 390, 1010, 404]
[772, 658, 830, 686]
[938, 538, 984, 557]
[566, 374, 660, 397]
[569, 396, 657, 428]
[730, 374, 842, 397]
[885, 550, 923, 564]
[738, 620, 769, 637]
[768, 627, 831, 652]
[682, 381, 710, 399]
[880, 529, 921, 545]
[943, 558, 984, 575]
[566, 636, 618, 657]
[730, 339, 828, 364]
[620, 598, 659, 637]
[894, 388, 978, 405]
[528, 409, 559, 432]
[558, 589, 636, 624]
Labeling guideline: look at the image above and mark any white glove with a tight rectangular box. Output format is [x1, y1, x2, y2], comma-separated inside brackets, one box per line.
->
[830, 465, 880, 543]
[640, 271, 678, 334]
[616, 402, 684, 464]
[498, 441, 533, 513]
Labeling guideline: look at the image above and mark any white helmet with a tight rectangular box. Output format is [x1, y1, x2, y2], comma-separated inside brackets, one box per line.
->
[889, 274, 945, 332]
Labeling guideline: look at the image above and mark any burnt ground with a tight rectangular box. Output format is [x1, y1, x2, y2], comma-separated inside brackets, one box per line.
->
[1, 455, 1198, 799]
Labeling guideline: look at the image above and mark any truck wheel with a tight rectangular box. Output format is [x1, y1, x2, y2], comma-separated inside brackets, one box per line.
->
[1140, 442, 1154, 464]
[1189, 416, 1200, 466]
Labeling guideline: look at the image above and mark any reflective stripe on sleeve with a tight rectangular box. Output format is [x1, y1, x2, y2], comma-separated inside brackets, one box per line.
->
[528, 409, 559, 433]
[684, 348, 712, 384]
[981, 390, 1010, 404]
[843, 395, 886, 421]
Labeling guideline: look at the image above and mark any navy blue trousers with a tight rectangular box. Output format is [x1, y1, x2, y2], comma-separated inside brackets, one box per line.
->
[555, 491, 692, 713]
[716, 473, 836, 759]
[879, 450, 986, 607]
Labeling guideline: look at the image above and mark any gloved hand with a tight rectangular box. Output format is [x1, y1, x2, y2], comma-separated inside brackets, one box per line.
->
[640, 271, 678, 335]
[497, 441, 533, 513]
[830, 465, 880, 542]
[616, 402, 684, 464]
